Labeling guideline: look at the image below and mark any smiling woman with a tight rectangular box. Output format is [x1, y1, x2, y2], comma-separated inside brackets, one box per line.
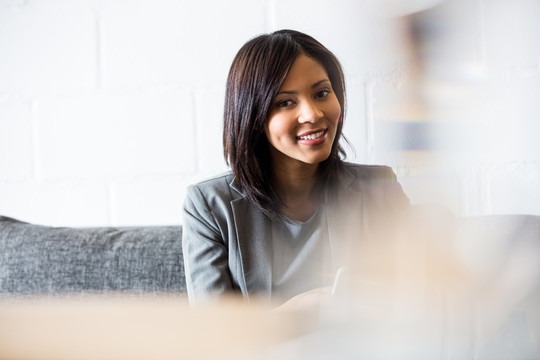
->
[265, 54, 341, 167]
[221, 30, 348, 224]
[181, 29, 410, 307]
[264, 54, 342, 222]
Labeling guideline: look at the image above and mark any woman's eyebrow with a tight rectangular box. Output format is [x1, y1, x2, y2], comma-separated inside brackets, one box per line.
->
[276, 79, 331, 95]
[311, 79, 331, 88]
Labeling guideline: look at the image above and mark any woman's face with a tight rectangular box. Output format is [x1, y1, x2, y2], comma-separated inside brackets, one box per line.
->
[265, 54, 341, 169]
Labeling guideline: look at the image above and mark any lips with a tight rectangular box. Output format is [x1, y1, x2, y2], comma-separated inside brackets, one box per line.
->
[296, 129, 326, 140]
[295, 129, 328, 147]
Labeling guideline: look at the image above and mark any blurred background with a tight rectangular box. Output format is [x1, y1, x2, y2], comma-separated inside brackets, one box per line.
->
[1, 0, 539, 227]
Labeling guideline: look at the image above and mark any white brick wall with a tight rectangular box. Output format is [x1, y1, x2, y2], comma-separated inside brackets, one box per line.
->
[0, 101, 34, 180]
[35, 89, 196, 179]
[0, 0, 97, 97]
[1, 0, 539, 226]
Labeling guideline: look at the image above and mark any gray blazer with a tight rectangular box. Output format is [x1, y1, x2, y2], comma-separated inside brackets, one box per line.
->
[181, 163, 409, 304]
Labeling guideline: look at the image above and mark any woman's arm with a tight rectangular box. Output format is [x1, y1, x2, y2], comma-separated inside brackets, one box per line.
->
[182, 185, 234, 304]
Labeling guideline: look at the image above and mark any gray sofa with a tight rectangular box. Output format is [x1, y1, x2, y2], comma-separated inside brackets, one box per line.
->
[0, 215, 185, 296]
[1, 213, 538, 299]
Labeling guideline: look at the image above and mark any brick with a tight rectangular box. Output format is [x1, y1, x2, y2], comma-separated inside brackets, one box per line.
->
[0, 0, 97, 96]
[483, 0, 540, 70]
[36, 89, 195, 179]
[398, 170, 460, 215]
[0, 0, 26, 5]
[109, 176, 197, 226]
[195, 86, 228, 173]
[341, 76, 368, 162]
[0, 102, 33, 180]
[456, 171, 486, 217]
[271, 0, 408, 79]
[100, 0, 266, 89]
[452, 79, 540, 164]
[0, 180, 109, 227]
[490, 164, 540, 216]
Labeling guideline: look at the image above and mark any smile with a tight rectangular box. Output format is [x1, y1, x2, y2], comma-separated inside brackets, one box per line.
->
[297, 129, 326, 140]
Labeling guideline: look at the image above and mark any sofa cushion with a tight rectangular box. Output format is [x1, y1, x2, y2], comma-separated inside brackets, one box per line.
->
[0, 216, 185, 296]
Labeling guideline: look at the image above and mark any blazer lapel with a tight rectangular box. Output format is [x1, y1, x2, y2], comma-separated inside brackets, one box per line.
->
[229, 179, 273, 302]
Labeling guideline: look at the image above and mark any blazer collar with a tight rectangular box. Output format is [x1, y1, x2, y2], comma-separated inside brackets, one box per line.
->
[229, 176, 243, 197]
[229, 163, 358, 194]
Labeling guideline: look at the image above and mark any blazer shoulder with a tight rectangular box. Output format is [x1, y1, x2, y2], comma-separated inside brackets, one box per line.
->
[341, 162, 397, 181]
[189, 171, 234, 191]
[186, 171, 238, 207]
[338, 162, 409, 207]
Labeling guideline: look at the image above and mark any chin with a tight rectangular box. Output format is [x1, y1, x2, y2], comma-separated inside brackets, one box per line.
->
[301, 153, 332, 165]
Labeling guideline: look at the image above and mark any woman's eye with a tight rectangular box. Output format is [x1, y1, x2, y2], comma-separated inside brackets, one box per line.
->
[276, 99, 293, 108]
[315, 89, 330, 99]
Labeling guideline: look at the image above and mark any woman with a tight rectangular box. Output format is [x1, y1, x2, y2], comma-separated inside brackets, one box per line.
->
[182, 29, 410, 306]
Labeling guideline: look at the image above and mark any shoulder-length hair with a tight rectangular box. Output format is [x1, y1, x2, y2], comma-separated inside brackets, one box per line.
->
[223, 29, 347, 221]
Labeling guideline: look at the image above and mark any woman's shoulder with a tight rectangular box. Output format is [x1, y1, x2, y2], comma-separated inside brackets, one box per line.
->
[185, 170, 241, 205]
[337, 162, 409, 205]
[340, 162, 397, 180]
[187, 170, 234, 195]
[189, 170, 234, 189]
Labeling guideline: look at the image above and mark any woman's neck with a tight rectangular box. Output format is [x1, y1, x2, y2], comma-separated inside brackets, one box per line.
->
[270, 161, 323, 222]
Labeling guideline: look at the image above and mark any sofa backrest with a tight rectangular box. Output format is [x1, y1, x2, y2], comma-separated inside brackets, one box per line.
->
[0, 216, 185, 297]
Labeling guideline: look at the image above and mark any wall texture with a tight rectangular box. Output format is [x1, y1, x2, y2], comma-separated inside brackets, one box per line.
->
[1, 0, 539, 226]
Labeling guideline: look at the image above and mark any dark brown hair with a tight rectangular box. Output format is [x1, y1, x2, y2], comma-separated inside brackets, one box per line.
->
[223, 29, 347, 221]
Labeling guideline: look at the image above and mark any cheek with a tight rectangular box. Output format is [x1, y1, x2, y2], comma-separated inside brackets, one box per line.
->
[328, 98, 342, 124]
[266, 115, 292, 141]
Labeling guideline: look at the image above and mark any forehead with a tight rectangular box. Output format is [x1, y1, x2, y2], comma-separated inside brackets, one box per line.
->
[279, 54, 329, 89]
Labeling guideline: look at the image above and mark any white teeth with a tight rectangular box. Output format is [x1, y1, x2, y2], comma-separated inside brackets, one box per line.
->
[298, 130, 324, 140]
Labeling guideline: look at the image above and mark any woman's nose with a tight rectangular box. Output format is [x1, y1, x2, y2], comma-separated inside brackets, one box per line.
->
[298, 100, 323, 123]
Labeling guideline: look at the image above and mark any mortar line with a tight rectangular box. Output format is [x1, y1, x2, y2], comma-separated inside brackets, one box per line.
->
[107, 182, 117, 226]
[191, 91, 199, 174]
[29, 100, 42, 184]
[93, 4, 103, 90]
[477, 0, 486, 65]
[264, 0, 276, 32]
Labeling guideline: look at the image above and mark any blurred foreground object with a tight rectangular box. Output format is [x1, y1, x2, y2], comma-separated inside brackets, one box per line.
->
[374, 0, 540, 216]
[268, 208, 540, 359]
[0, 295, 309, 360]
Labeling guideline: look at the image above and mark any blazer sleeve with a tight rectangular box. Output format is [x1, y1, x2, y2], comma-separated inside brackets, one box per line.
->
[181, 184, 234, 304]
[387, 167, 410, 210]
[348, 164, 410, 211]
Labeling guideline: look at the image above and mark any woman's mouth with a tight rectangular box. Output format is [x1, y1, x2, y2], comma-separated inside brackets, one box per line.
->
[296, 129, 328, 146]
[297, 129, 326, 141]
